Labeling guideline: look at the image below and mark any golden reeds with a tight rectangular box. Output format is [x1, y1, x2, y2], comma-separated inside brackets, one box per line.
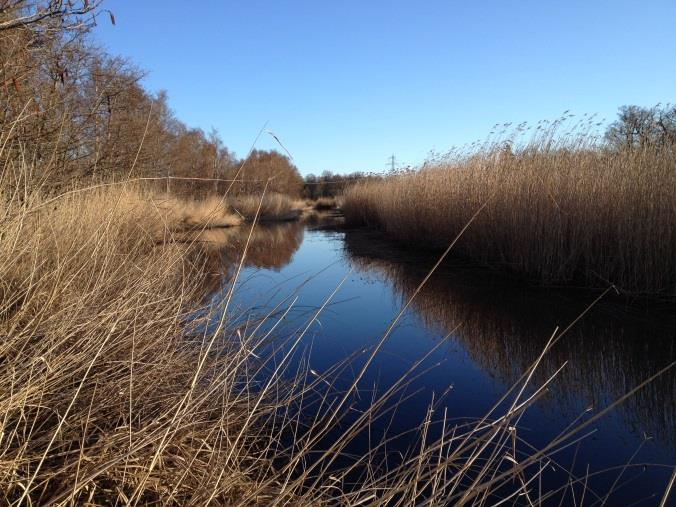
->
[2, 149, 671, 503]
[230, 192, 301, 222]
[344, 138, 676, 296]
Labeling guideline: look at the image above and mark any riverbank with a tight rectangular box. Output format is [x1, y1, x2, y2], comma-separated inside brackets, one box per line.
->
[342, 143, 676, 298]
[0, 184, 285, 503]
[1, 182, 358, 503]
[153, 193, 341, 232]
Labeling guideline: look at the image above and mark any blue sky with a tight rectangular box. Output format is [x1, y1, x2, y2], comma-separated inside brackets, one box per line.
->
[94, 1, 676, 175]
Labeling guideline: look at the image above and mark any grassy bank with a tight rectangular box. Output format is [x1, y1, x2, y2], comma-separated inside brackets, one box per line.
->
[2, 179, 360, 503]
[230, 192, 301, 222]
[343, 141, 676, 297]
[152, 194, 243, 230]
[111, 190, 304, 234]
[0, 183, 283, 503]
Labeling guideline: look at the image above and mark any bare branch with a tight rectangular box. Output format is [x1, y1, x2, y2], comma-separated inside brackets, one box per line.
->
[0, 0, 103, 31]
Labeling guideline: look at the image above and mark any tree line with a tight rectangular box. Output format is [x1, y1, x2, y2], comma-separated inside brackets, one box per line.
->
[301, 171, 385, 199]
[605, 104, 676, 150]
[0, 1, 303, 198]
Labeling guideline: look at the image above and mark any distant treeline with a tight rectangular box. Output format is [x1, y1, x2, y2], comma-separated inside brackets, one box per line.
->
[605, 104, 676, 150]
[2, 1, 389, 202]
[302, 171, 385, 199]
[0, 1, 303, 198]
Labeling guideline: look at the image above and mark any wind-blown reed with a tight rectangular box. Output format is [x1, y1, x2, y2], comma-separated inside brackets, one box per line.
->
[2, 132, 672, 503]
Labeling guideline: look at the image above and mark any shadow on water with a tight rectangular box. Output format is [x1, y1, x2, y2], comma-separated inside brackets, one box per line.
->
[343, 229, 675, 451]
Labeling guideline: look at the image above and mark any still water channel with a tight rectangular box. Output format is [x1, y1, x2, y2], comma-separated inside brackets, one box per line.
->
[204, 221, 674, 506]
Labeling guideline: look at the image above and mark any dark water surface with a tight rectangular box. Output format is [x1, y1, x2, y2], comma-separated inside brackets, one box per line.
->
[207, 222, 675, 506]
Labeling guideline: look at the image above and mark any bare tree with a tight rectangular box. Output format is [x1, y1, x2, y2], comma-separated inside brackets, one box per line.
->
[228, 150, 304, 197]
[1, 1, 300, 201]
[0, 0, 102, 32]
[605, 104, 676, 150]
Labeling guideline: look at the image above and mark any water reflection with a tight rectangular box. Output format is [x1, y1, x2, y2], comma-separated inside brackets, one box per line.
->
[181, 221, 305, 298]
[195, 223, 673, 504]
[343, 229, 676, 450]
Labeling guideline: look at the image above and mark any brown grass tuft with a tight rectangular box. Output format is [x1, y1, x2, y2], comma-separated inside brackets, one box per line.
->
[150, 194, 243, 231]
[230, 192, 301, 222]
[312, 196, 336, 210]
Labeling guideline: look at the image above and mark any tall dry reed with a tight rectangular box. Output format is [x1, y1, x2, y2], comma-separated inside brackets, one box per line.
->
[0, 177, 638, 505]
[344, 139, 676, 296]
[0, 182, 290, 503]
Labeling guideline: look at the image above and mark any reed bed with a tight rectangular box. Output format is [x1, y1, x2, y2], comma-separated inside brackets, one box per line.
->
[313, 197, 337, 210]
[0, 182, 280, 503]
[3, 2, 669, 496]
[151, 194, 243, 231]
[2, 168, 671, 504]
[343, 139, 676, 296]
[230, 192, 301, 222]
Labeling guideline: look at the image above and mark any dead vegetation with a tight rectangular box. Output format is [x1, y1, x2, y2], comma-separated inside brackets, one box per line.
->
[230, 192, 301, 222]
[313, 196, 337, 210]
[5, 158, 664, 505]
[150, 194, 242, 231]
[344, 129, 676, 297]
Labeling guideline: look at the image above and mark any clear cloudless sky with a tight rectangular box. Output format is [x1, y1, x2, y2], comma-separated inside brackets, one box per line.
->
[94, 1, 676, 175]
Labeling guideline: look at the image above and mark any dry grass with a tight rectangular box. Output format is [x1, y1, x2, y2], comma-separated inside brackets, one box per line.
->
[313, 197, 337, 210]
[150, 194, 243, 231]
[2, 165, 670, 503]
[343, 137, 676, 296]
[230, 192, 301, 222]
[0, 174, 565, 506]
[0, 182, 280, 503]
[291, 198, 312, 210]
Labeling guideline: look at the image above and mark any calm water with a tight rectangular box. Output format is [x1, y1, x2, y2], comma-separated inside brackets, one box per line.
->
[205, 221, 675, 506]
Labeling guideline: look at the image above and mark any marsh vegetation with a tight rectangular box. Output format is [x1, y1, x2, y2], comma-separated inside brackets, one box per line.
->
[343, 123, 676, 297]
[1, 1, 674, 505]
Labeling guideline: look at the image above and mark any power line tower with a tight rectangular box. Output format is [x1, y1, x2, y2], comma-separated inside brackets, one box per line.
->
[387, 154, 396, 172]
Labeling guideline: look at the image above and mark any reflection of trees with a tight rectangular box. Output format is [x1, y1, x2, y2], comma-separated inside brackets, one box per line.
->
[344, 230, 675, 449]
[182, 222, 305, 299]
[226, 222, 305, 270]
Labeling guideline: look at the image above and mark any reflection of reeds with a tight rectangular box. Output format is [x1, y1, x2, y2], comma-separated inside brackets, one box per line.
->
[301, 209, 345, 229]
[174, 222, 305, 300]
[344, 229, 676, 449]
[219, 221, 304, 270]
[343, 137, 676, 297]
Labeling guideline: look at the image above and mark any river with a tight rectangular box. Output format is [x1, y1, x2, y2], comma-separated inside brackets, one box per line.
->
[201, 220, 675, 506]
